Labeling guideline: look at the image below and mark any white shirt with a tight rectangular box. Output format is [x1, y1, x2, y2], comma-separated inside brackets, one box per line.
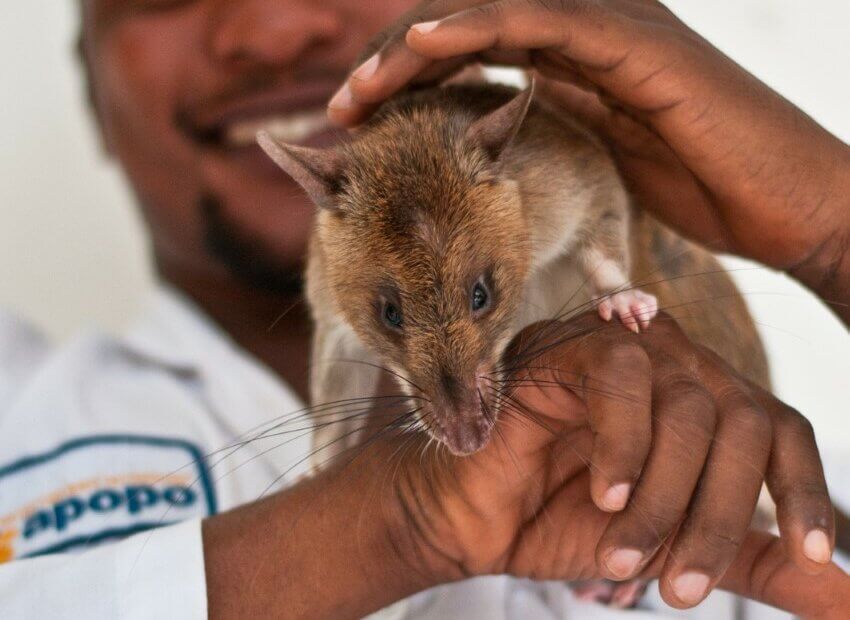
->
[0, 286, 836, 619]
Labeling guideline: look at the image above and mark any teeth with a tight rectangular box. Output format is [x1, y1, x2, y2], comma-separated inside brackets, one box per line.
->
[225, 109, 330, 147]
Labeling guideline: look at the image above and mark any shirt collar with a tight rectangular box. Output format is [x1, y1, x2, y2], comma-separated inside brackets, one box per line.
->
[121, 284, 236, 373]
[120, 285, 302, 411]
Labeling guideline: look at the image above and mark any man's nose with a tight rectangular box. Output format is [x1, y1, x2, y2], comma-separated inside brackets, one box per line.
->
[209, 0, 343, 70]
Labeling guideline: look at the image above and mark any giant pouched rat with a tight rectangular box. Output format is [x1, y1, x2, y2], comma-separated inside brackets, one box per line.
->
[258, 81, 775, 608]
[258, 81, 770, 461]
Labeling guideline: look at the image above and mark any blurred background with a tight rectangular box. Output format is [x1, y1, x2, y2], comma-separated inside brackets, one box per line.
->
[0, 1, 848, 451]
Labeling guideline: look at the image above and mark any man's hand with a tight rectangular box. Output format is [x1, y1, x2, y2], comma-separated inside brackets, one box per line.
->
[327, 0, 850, 320]
[204, 312, 847, 619]
[389, 313, 844, 614]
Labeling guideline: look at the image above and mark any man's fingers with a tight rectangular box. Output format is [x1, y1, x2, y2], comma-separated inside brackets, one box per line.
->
[332, 0, 700, 129]
[719, 531, 849, 619]
[758, 394, 835, 573]
[595, 360, 715, 581]
[404, 0, 712, 119]
[695, 347, 836, 574]
[328, 36, 429, 126]
[498, 315, 653, 505]
[329, 0, 492, 125]
[575, 336, 652, 513]
[657, 386, 771, 608]
[348, 43, 430, 104]
[405, 0, 633, 69]
[327, 0, 433, 125]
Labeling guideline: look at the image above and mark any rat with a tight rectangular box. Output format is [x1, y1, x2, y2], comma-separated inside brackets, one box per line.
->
[258, 81, 665, 457]
[259, 81, 774, 609]
[258, 81, 770, 458]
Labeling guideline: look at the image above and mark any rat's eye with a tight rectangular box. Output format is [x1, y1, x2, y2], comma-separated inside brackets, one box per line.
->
[471, 279, 491, 315]
[382, 302, 403, 330]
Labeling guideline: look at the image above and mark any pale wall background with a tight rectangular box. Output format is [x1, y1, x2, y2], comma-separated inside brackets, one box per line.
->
[0, 1, 848, 450]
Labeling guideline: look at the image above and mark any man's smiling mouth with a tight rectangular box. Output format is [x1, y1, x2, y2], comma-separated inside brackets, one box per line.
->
[223, 109, 331, 148]
[179, 81, 343, 152]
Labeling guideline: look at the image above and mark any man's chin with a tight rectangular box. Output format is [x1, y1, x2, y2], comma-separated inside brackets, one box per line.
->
[200, 193, 305, 297]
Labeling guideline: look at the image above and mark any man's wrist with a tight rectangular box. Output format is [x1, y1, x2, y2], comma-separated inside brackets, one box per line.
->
[354, 438, 461, 595]
[202, 437, 449, 619]
[383, 448, 474, 586]
[786, 155, 850, 326]
[793, 234, 850, 326]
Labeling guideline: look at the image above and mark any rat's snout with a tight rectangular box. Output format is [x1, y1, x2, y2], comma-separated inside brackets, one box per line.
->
[425, 367, 499, 456]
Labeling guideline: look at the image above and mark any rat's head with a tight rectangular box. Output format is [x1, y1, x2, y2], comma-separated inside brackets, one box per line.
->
[260, 85, 534, 455]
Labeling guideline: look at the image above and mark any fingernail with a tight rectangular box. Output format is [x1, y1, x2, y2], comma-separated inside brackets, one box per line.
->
[411, 20, 440, 35]
[803, 529, 832, 564]
[602, 483, 631, 511]
[604, 548, 643, 579]
[328, 83, 352, 109]
[672, 572, 710, 605]
[352, 53, 380, 81]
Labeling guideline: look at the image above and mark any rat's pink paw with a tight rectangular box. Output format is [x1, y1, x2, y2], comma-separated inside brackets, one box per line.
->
[572, 579, 617, 604]
[597, 289, 658, 333]
[610, 579, 649, 609]
[571, 579, 648, 608]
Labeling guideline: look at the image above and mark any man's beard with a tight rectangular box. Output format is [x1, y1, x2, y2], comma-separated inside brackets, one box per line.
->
[200, 193, 304, 297]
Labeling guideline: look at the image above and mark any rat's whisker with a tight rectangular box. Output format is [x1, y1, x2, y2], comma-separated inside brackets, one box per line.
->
[214, 406, 418, 483]
[315, 357, 430, 399]
[259, 406, 424, 499]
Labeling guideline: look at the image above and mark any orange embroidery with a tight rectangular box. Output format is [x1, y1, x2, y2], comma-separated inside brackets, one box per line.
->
[0, 529, 17, 563]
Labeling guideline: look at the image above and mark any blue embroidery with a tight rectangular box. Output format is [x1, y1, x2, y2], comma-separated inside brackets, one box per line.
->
[0, 435, 218, 558]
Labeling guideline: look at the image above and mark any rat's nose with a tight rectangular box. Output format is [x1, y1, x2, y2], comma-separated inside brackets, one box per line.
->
[428, 369, 498, 456]
[438, 405, 494, 456]
[435, 365, 497, 416]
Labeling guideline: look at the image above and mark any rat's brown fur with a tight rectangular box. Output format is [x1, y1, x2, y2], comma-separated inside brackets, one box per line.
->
[632, 216, 770, 386]
[260, 82, 770, 461]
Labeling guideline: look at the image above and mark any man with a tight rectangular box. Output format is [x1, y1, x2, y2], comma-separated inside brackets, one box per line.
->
[0, 1, 848, 618]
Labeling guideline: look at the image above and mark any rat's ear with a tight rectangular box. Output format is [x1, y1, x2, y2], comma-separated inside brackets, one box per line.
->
[257, 132, 346, 210]
[466, 80, 535, 161]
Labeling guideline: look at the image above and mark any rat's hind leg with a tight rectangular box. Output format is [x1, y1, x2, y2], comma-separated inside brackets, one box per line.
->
[309, 322, 381, 471]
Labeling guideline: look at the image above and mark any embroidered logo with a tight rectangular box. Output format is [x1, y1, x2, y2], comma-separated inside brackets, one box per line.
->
[0, 435, 217, 562]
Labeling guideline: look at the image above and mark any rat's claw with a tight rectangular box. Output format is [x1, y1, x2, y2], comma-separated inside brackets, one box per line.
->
[623, 311, 640, 334]
[597, 298, 614, 322]
[633, 290, 658, 330]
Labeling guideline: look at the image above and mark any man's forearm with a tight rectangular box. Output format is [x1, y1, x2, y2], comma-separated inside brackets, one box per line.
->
[202, 441, 443, 619]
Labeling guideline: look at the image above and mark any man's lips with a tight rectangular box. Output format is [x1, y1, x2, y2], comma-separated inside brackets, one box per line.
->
[179, 80, 344, 150]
